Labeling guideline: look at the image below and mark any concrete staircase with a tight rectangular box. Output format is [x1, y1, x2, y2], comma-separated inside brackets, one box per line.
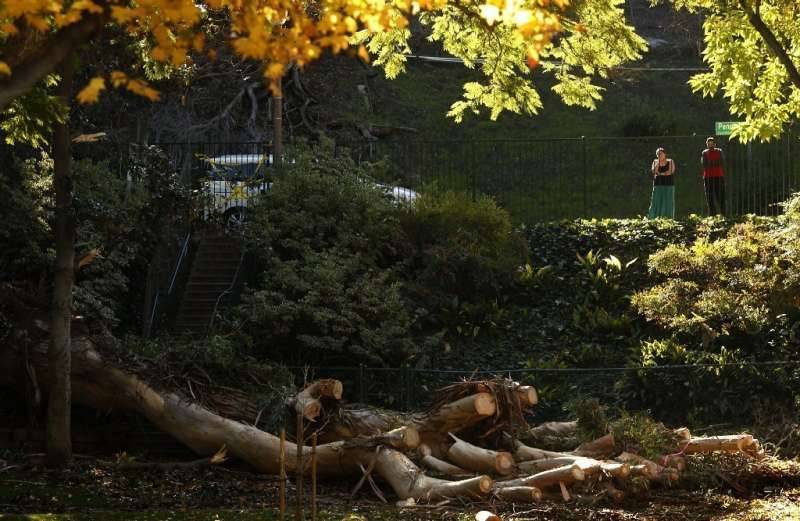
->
[174, 231, 243, 335]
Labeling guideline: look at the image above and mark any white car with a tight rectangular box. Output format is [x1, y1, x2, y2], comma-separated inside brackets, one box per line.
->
[200, 154, 418, 228]
[200, 154, 273, 228]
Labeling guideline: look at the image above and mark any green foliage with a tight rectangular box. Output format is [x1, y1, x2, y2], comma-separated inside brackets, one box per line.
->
[0, 76, 68, 149]
[401, 190, 527, 331]
[359, 0, 646, 122]
[608, 411, 679, 460]
[631, 220, 798, 343]
[667, 0, 800, 141]
[0, 146, 187, 332]
[0, 153, 54, 280]
[229, 145, 424, 366]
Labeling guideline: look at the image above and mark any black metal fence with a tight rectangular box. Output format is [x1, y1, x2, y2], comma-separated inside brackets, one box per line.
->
[151, 134, 800, 223]
[286, 362, 800, 426]
[344, 134, 800, 221]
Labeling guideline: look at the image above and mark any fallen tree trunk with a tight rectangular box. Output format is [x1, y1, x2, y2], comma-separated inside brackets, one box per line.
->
[0, 339, 492, 500]
[290, 379, 343, 421]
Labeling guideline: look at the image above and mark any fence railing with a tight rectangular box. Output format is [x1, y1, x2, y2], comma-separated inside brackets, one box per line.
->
[150, 134, 800, 224]
[341, 134, 800, 221]
[285, 361, 800, 426]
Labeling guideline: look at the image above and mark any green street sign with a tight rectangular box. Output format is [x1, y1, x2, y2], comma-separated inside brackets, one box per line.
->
[715, 121, 740, 136]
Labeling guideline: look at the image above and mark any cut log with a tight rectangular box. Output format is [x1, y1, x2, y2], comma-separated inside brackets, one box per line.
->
[376, 426, 420, 451]
[660, 454, 687, 472]
[526, 421, 577, 438]
[513, 440, 566, 462]
[616, 452, 662, 478]
[419, 444, 472, 477]
[447, 434, 515, 476]
[416, 393, 496, 435]
[628, 464, 654, 479]
[493, 485, 542, 503]
[475, 511, 500, 521]
[602, 481, 625, 504]
[291, 379, 343, 421]
[501, 464, 585, 489]
[600, 461, 630, 479]
[518, 457, 600, 476]
[516, 386, 538, 408]
[573, 433, 615, 459]
[681, 435, 756, 454]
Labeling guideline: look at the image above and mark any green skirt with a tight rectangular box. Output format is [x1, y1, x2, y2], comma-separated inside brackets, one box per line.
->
[648, 185, 675, 219]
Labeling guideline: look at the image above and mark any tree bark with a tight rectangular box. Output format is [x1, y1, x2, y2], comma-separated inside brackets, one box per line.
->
[0, 14, 104, 110]
[0, 340, 494, 500]
[493, 485, 542, 502]
[740, 0, 800, 91]
[446, 433, 515, 476]
[500, 464, 584, 489]
[47, 55, 76, 468]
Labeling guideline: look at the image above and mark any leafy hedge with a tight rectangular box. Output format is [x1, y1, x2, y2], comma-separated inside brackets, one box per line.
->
[219, 144, 527, 367]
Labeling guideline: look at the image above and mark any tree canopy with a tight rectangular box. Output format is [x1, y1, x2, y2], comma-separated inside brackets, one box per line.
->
[0, 0, 647, 123]
[669, 0, 800, 141]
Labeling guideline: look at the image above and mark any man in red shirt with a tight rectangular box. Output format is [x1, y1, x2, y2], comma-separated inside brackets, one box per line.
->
[701, 136, 725, 215]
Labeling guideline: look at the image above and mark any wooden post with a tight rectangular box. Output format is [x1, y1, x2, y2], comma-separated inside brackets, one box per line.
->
[295, 412, 304, 521]
[311, 432, 318, 521]
[272, 78, 283, 169]
[279, 428, 286, 521]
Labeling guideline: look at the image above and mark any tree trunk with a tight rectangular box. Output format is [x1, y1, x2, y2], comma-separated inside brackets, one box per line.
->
[446, 433, 515, 476]
[47, 54, 76, 468]
[0, 339, 494, 501]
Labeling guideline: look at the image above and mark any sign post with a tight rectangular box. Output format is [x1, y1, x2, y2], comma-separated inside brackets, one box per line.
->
[715, 121, 740, 136]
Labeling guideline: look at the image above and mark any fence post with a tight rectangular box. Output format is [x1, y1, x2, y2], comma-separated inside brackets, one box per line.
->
[582, 136, 588, 218]
[358, 364, 366, 403]
[404, 366, 414, 411]
[471, 141, 477, 202]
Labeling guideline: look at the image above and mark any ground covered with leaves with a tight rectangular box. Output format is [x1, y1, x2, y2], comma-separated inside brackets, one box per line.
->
[2, 452, 800, 521]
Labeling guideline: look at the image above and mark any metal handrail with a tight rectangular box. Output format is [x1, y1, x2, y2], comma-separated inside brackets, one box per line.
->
[145, 232, 191, 338]
[208, 246, 246, 331]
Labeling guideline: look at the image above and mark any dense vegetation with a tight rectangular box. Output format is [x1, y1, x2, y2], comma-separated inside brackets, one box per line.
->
[194, 143, 800, 438]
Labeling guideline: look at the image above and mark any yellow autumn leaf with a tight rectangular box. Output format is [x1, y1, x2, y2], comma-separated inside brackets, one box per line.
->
[76, 76, 106, 104]
[0, 61, 10, 76]
[125, 78, 160, 101]
[265, 62, 285, 80]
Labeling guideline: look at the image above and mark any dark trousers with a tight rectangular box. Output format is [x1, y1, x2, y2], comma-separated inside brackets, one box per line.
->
[704, 176, 726, 215]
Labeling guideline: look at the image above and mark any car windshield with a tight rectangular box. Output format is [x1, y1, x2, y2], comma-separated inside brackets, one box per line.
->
[204, 155, 270, 180]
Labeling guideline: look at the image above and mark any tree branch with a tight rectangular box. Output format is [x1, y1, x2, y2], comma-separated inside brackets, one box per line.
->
[0, 14, 106, 110]
[740, 0, 800, 91]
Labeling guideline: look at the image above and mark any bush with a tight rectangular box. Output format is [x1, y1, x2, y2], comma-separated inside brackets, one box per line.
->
[399, 190, 528, 332]
[230, 145, 425, 366]
[0, 147, 187, 331]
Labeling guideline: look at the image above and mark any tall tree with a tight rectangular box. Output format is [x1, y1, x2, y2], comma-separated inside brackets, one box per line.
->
[48, 54, 76, 467]
[667, 0, 800, 141]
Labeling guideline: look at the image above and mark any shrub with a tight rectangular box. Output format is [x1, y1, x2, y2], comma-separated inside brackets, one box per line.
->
[230, 145, 426, 366]
[399, 190, 528, 331]
[631, 221, 797, 345]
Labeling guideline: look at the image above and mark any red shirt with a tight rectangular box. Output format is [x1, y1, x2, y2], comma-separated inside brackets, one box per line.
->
[701, 148, 725, 178]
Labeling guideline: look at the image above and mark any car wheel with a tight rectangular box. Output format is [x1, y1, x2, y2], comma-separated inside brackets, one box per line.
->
[223, 207, 246, 231]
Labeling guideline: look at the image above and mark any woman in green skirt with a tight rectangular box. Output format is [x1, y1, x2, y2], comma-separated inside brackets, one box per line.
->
[648, 147, 675, 219]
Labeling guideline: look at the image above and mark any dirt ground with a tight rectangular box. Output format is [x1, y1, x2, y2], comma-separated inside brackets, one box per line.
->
[2, 455, 800, 521]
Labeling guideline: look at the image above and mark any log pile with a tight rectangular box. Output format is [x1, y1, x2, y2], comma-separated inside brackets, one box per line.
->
[280, 375, 764, 507]
[0, 318, 767, 509]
